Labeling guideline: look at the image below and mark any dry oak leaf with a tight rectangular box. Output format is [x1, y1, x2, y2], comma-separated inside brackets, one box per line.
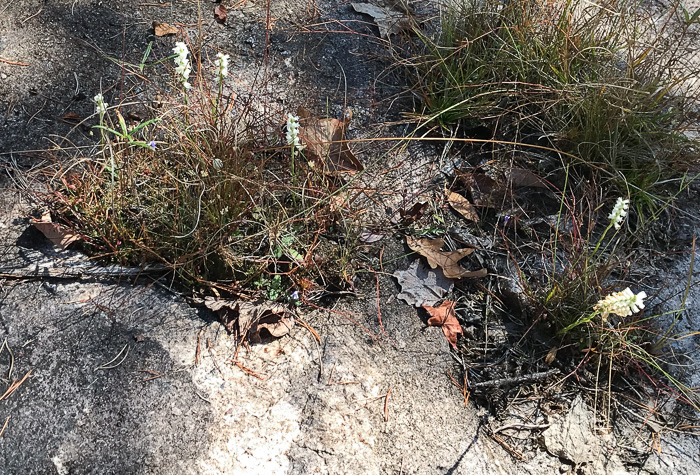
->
[214, 5, 227, 24]
[351, 3, 412, 39]
[446, 188, 478, 223]
[506, 167, 549, 189]
[394, 259, 454, 307]
[406, 236, 487, 280]
[297, 107, 363, 175]
[460, 172, 509, 209]
[152, 21, 178, 37]
[423, 300, 462, 348]
[203, 298, 295, 341]
[31, 212, 81, 250]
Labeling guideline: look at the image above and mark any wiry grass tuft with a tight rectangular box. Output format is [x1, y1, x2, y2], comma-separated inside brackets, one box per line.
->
[412, 0, 700, 202]
[41, 41, 362, 301]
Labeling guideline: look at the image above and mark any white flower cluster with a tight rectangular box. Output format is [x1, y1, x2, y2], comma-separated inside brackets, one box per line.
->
[594, 288, 647, 318]
[215, 52, 229, 80]
[173, 42, 192, 90]
[285, 113, 303, 151]
[609, 197, 629, 230]
[93, 93, 107, 116]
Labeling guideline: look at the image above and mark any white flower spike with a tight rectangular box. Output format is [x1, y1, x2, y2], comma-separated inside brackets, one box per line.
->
[93, 93, 107, 116]
[594, 288, 647, 318]
[173, 42, 192, 90]
[285, 113, 304, 151]
[215, 52, 229, 80]
[609, 197, 630, 230]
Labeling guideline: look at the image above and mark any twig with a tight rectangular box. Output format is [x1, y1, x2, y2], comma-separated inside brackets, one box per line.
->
[0, 262, 168, 279]
[21, 4, 43, 23]
[0, 57, 28, 66]
[298, 318, 323, 381]
[384, 389, 391, 422]
[447, 370, 470, 407]
[234, 361, 265, 380]
[0, 339, 14, 380]
[0, 416, 9, 438]
[138, 369, 164, 382]
[489, 431, 525, 460]
[206, 340, 226, 380]
[95, 344, 129, 370]
[472, 369, 559, 389]
[195, 327, 205, 366]
[493, 422, 550, 434]
[0, 370, 32, 402]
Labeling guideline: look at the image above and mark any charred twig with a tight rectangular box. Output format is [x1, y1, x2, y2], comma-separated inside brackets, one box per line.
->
[471, 369, 559, 389]
[493, 422, 550, 434]
[0, 262, 168, 279]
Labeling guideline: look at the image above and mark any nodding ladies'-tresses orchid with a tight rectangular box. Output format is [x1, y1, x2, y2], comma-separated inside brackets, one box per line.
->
[609, 197, 630, 230]
[285, 113, 303, 151]
[594, 288, 647, 319]
[173, 41, 192, 90]
[93, 93, 107, 117]
[214, 52, 229, 82]
[560, 287, 648, 334]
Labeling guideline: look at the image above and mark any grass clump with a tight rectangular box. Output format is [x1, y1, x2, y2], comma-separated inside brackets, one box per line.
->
[413, 0, 700, 198]
[505, 185, 700, 417]
[406, 0, 700, 417]
[43, 40, 362, 300]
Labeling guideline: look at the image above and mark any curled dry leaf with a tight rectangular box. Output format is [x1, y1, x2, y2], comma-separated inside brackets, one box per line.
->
[406, 236, 487, 280]
[359, 231, 385, 243]
[398, 201, 427, 224]
[31, 212, 81, 250]
[351, 3, 412, 39]
[297, 107, 363, 175]
[152, 21, 178, 37]
[203, 297, 295, 341]
[545, 346, 558, 365]
[446, 188, 478, 223]
[460, 172, 509, 209]
[214, 5, 227, 24]
[423, 300, 462, 348]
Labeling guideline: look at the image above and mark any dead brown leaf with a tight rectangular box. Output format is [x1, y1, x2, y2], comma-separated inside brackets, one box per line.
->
[406, 236, 486, 279]
[152, 21, 178, 36]
[297, 107, 363, 175]
[397, 201, 427, 224]
[59, 112, 81, 124]
[423, 301, 462, 348]
[394, 259, 454, 307]
[351, 3, 412, 39]
[203, 298, 294, 341]
[545, 346, 558, 365]
[446, 188, 478, 223]
[460, 172, 509, 208]
[31, 212, 81, 249]
[507, 168, 549, 189]
[214, 5, 227, 24]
